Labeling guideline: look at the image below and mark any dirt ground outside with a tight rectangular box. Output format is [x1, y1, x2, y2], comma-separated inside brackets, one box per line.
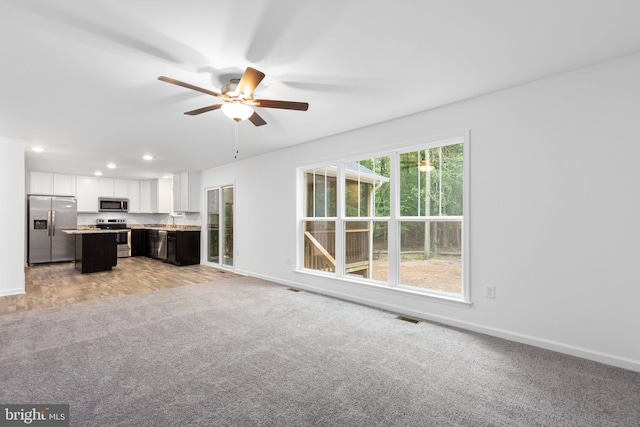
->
[367, 255, 462, 294]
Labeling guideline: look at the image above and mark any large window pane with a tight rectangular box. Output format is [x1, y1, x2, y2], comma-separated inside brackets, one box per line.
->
[344, 157, 390, 217]
[207, 186, 234, 267]
[207, 189, 220, 264]
[399, 221, 462, 294]
[303, 221, 335, 273]
[345, 221, 388, 282]
[222, 186, 234, 267]
[400, 143, 463, 217]
[304, 166, 337, 217]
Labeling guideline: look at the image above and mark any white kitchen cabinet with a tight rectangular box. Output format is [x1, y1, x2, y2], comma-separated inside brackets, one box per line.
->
[113, 179, 129, 198]
[98, 178, 114, 197]
[128, 180, 140, 213]
[29, 172, 53, 194]
[76, 176, 99, 212]
[139, 179, 171, 213]
[158, 178, 171, 214]
[53, 174, 76, 196]
[172, 173, 180, 211]
[149, 180, 158, 213]
[29, 172, 76, 196]
[172, 170, 201, 212]
[139, 180, 152, 213]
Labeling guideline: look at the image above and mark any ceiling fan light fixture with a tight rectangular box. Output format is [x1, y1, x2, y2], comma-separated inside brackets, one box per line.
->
[221, 102, 254, 122]
[419, 160, 435, 172]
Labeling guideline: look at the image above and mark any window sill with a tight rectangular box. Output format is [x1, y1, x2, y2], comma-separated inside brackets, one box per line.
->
[294, 268, 472, 309]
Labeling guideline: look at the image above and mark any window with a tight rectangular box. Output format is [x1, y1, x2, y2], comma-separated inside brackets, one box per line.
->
[343, 157, 390, 281]
[302, 166, 336, 273]
[398, 143, 464, 295]
[298, 133, 468, 301]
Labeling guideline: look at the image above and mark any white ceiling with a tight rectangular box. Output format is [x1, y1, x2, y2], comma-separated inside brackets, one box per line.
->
[3, 0, 640, 179]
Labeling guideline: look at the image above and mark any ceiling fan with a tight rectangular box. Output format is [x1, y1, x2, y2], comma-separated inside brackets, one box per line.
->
[158, 67, 309, 126]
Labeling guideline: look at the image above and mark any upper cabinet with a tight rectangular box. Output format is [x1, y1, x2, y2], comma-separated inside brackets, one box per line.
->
[139, 180, 151, 213]
[28, 172, 75, 196]
[76, 176, 99, 212]
[158, 178, 171, 214]
[53, 174, 76, 196]
[28, 171, 171, 215]
[98, 178, 129, 198]
[113, 179, 129, 198]
[128, 180, 140, 213]
[173, 170, 201, 213]
[139, 179, 171, 214]
[98, 178, 114, 197]
[29, 172, 52, 194]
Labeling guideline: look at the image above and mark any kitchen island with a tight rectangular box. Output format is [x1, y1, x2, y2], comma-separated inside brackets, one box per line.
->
[63, 229, 119, 274]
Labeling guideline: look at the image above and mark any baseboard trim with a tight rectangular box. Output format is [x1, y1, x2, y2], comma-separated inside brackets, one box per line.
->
[0, 288, 25, 297]
[241, 270, 640, 373]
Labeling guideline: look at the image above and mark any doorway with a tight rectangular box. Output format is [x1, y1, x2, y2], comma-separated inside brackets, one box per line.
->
[207, 185, 234, 267]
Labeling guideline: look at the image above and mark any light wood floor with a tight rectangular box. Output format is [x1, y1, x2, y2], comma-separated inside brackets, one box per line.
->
[0, 257, 241, 316]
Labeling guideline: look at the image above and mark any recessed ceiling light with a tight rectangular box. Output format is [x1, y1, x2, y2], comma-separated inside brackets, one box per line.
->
[107, 163, 116, 169]
[95, 171, 103, 176]
[143, 154, 153, 161]
[32, 147, 44, 152]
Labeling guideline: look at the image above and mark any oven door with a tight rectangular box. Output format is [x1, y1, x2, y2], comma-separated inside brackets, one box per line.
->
[115, 230, 131, 258]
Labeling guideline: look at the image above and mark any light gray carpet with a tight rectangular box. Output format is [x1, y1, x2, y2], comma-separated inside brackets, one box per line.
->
[1, 276, 638, 426]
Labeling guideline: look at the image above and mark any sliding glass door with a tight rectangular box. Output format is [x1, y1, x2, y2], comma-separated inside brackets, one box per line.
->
[207, 185, 234, 267]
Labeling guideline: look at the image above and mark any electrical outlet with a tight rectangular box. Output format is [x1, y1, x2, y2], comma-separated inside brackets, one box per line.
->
[286, 257, 291, 266]
[485, 285, 496, 299]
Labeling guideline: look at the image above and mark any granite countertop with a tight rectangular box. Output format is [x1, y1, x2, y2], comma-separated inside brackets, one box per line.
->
[129, 224, 201, 231]
[76, 224, 201, 231]
[63, 229, 125, 235]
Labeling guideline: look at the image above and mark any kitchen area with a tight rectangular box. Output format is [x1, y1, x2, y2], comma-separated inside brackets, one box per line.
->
[26, 170, 203, 275]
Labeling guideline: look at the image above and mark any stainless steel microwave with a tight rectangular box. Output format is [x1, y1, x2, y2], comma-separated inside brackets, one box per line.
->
[98, 197, 129, 212]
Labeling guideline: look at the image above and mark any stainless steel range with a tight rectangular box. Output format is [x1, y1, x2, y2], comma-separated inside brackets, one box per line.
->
[96, 219, 131, 258]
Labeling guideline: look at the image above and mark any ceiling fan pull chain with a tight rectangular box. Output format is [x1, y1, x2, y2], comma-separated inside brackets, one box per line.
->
[234, 121, 239, 159]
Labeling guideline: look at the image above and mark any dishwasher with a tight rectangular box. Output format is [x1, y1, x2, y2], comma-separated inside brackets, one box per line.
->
[158, 230, 168, 260]
[167, 231, 177, 264]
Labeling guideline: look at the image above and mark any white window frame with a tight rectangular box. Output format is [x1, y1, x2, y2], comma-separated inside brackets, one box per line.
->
[298, 164, 339, 276]
[204, 183, 235, 270]
[296, 131, 470, 304]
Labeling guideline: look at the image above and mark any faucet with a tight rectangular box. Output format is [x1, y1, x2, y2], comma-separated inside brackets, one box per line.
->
[166, 215, 176, 228]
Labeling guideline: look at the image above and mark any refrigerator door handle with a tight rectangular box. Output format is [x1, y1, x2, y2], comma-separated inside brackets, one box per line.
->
[51, 210, 56, 236]
[47, 209, 52, 237]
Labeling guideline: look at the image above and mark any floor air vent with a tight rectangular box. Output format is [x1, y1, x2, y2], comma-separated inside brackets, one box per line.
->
[396, 315, 419, 324]
[287, 288, 301, 292]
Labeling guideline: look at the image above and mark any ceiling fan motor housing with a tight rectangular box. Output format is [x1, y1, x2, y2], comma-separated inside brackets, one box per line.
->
[221, 79, 240, 97]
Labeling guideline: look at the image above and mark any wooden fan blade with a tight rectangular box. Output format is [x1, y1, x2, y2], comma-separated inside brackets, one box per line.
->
[184, 104, 223, 116]
[236, 67, 265, 98]
[254, 99, 309, 111]
[158, 76, 223, 98]
[248, 111, 267, 126]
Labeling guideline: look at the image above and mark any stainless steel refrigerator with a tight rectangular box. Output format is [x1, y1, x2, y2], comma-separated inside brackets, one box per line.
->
[28, 195, 77, 264]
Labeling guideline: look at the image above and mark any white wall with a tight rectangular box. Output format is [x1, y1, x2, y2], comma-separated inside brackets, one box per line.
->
[201, 53, 640, 372]
[0, 137, 26, 296]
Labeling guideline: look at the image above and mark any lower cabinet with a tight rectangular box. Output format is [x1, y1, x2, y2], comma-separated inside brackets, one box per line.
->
[173, 230, 200, 266]
[131, 228, 200, 266]
[75, 233, 117, 274]
[131, 229, 144, 257]
[145, 230, 160, 259]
